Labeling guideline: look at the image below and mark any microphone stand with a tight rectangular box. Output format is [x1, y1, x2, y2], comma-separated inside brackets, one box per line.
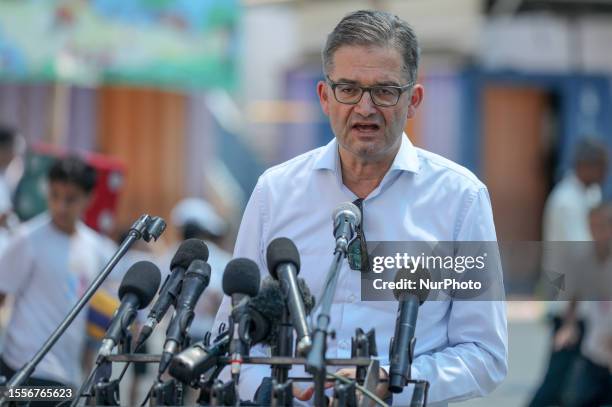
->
[61, 214, 166, 407]
[306, 249, 345, 407]
[270, 309, 293, 407]
[352, 328, 377, 385]
[1, 214, 164, 403]
[89, 330, 133, 406]
[150, 333, 189, 407]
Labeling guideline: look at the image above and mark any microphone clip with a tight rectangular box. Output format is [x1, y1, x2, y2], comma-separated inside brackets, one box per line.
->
[388, 336, 417, 387]
[128, 214, 167, 242]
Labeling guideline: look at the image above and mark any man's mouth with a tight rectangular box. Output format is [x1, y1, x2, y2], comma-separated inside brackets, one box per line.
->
[352, 123, 380, 132]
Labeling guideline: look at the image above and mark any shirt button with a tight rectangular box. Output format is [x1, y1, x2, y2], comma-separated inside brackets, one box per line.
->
[339, 340, 348, 350]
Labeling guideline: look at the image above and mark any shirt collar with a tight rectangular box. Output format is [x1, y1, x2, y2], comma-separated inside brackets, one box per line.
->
[313, 133, 420, 174]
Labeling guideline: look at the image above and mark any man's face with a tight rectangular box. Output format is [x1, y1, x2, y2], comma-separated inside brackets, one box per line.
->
[47, 181, 90, 234]
[317, 45, 423, 163]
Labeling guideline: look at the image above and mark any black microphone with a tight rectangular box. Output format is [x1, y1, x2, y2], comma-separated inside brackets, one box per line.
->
[247, 277, 285, 346]
[333, 202, 361, 253]
[136, 239, 209, 348]
[266, 237, 312, 355]
[222, 258, 261, 379]
[248, 276, 315, 346]
[168, 276, 284, 387]
[168, 331, 230, 384]
[98, 261, 161, 357]
[388, 266, 429, 393]
[159, 259, 212, 374]
[250, 277, 315, 407]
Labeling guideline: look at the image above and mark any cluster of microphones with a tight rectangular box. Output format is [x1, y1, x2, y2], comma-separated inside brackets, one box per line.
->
[1, 205, 429, 406]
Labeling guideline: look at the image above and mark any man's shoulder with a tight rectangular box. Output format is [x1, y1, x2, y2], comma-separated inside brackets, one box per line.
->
[16, 213, 53, 238]
[77, 222, 116, 250]
[1, 214, 52, 258]
[415, 147, 486, 191]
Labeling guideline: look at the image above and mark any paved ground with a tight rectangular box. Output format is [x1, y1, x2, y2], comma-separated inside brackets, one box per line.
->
[455, 302, 551, 407]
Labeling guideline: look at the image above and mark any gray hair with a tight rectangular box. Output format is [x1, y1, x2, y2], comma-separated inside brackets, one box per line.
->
[573, 137, 608, 167]
[322, 10, 420, 83]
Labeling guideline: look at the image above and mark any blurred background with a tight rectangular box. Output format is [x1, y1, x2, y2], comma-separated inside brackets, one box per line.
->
[1, 0, 612, 405]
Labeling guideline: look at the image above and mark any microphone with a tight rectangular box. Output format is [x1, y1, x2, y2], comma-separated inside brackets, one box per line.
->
[388, 266, 429, 393]
[170, 273, 314, 385]
[169, 331, 230, 384]
[98, 261, 161, 358]
[250, 277, 315, 406]
[222, 258, 261, 379]
[332, 202, 361, 253]
[247, 277, 285, 346]
[159, 259, 212, 374]
[266, 237, 312, 355]
[248, 276, 315, 346]
[136, 239, 209, 348]
[168, 276, 299, 385]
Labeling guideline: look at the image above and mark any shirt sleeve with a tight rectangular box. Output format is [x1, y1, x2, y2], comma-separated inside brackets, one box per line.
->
[383, 187, 508, 405]
[0, 231, 35, 295]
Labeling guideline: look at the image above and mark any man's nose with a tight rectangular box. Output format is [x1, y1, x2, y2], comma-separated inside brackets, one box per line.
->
[354, 90, 377, 116]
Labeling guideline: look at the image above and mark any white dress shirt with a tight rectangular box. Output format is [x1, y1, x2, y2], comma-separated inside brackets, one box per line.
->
[213, 135, 508, 406]
[543, 171, 601, 242]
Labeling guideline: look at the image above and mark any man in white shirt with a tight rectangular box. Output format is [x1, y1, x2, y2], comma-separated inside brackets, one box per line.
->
[543, 138, 608, 244]
[213, 10, 507, 406]
[0, 156, 115, 393]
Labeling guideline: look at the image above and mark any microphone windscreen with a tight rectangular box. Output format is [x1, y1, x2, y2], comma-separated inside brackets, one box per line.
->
[118, 261, 162, 308]
[266, 237, 300, 278]
[332, 202, 361, 227]
[297, 277, 315, 314]
[393, 265, 430, 305]
[170, 239, 209, 270]
[248, 277, 284, 344]
[222, 258, 260, 297]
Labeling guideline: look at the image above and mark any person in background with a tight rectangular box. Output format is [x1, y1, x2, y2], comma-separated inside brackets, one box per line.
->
[558, 204, 612, 406]
[0, 125, 20, 255]
[160, 197, 231, 341]
[530, 137, 609, 406]
[543, 138, 608, 243]
[0, 125, 20, 348]
[0, 155, 115, 401]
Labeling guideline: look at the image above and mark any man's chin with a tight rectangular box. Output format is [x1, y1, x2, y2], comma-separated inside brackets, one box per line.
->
[346, 145, 385, 161]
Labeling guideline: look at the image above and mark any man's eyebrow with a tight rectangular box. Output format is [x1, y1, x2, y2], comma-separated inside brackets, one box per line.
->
[334, 78, 401, 87]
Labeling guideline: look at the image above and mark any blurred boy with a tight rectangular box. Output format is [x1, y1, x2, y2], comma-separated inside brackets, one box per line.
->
[0, 155, 114, 396]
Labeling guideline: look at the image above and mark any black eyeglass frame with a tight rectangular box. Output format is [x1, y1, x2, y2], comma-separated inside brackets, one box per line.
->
[325, 75, 415, 107]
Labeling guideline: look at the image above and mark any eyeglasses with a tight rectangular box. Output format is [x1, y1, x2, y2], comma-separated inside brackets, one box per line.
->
[326, 75, 414, 107]
[347, 198, 370, 273]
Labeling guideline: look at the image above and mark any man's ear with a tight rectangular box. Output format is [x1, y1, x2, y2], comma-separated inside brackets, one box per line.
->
[407, 84, 424, 119]
[317, 81, 330, 116]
